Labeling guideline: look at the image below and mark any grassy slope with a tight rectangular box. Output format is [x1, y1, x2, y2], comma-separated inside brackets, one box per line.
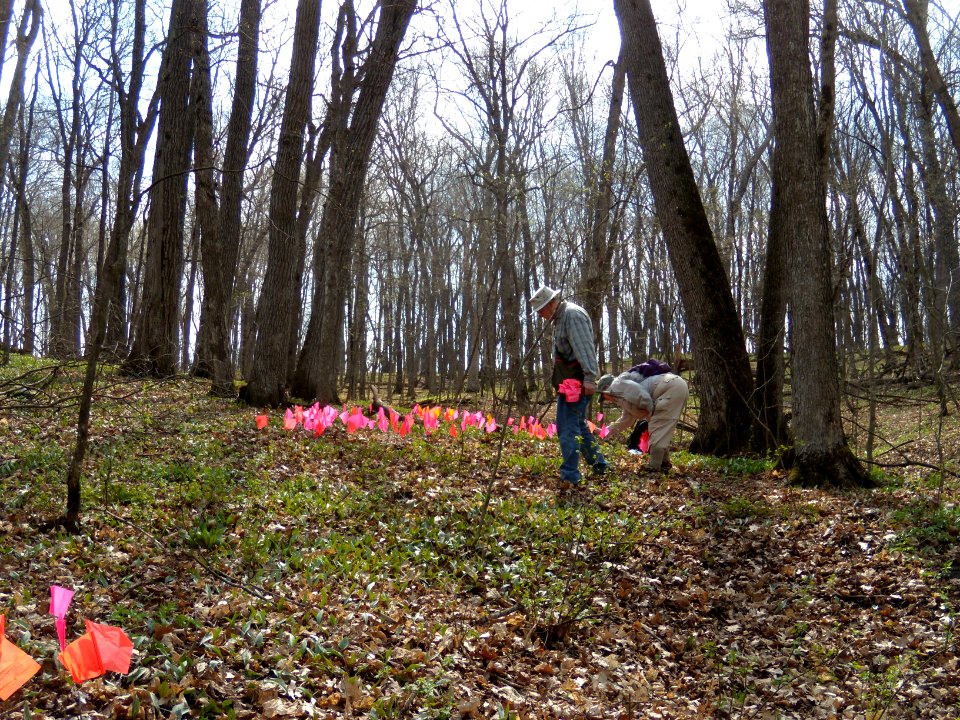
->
[1, 358, 959, 719]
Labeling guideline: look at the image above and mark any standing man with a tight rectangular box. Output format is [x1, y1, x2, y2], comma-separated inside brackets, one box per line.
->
[596, 368, 689, 473]
[530, 286, 609, 488]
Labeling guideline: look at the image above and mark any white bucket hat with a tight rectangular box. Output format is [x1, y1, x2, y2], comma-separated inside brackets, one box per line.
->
[530, 285, 561, 313]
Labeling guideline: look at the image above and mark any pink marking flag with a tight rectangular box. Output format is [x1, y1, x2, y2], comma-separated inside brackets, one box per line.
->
[0, 614, 41, 701]
[344, 407, 368, 434]
[283, 408, 297, 430]
[50, 585, 74, 652]
[303, 406, 317, 432]
[377, 407, 389, 433]
[558, 378, 582, 402]
[59, 619, 133, 684]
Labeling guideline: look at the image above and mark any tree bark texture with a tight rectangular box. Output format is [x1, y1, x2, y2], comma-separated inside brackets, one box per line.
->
[126, 0, 196, 377]
[104, 0, 157, 359]
[614, 0, 756, 454]
[902, 0, 960, 162]
[193, 0, 262, 394]
[763, 0, 871, 487]
[292, 0, 416, 404]
[242, 0, 321, 407]
[578, 52, 626, 350]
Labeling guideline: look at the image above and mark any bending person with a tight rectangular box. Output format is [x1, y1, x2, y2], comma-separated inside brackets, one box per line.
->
[596, 370, 688, 472]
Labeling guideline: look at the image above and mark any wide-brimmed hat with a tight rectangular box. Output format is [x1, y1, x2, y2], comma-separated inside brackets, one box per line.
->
[597, 374, 615, 395]
[530, 285, 561, 313]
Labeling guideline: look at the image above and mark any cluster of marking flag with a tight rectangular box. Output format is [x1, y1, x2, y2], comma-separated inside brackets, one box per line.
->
[257, 401, 610, 440]
[0, 585, 133, 701]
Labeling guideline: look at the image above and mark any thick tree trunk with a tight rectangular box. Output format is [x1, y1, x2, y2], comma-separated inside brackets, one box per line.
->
[292, 0, 416, 404]
[125, 0, 196, 377]
[763, 0, 871, 487]
[18, 172, 35, 355]
[614, 0, 756, 454]
[241, 0, 321, 407]
[754, 148, 790, 453]
[193, 0, 261, 394]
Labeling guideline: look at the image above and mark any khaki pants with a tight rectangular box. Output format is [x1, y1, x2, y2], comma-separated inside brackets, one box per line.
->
[647, 374, 689, 467]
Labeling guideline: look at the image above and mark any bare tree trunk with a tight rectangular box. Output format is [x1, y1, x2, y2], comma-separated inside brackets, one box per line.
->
[17, 123, 35, 355]
[2, 77, 36, 360]
[181, 220, 199, 370]
[915, 77, 960, 368]
[0, 0, 14, 84]
[0, 0, 40, 351]
[615, 0, 756, 454]
[293, 0, 416, 404]
[578, 53, 626, 350]
[104, 0, 157, 360]
[241, 0, 321, 407]
[0, 0, 36, 183]
[2, 176, 20, 360]
[346, 226, 369, 399]
[902, 0, 960, 160]
[764, 0, 871, 487]
[125, 0, 196, 377]
[193, 0, 261, 394]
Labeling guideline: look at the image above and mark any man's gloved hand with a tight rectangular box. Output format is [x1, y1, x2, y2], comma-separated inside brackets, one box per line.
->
[583, 380, 597, 395]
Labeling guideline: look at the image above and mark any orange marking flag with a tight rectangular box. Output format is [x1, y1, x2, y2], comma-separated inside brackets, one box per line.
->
[59, 620, 133, 684]
[0, 614, 42, 701]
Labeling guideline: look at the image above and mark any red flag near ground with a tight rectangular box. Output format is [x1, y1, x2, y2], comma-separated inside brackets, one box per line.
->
[88, 621, 133, 674]
[0, 615, 41, 701]
[58, 631, 102, 684]
[59, 619, 133, 684]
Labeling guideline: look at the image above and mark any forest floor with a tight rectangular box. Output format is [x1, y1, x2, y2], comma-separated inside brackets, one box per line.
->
[1, 356, 959, 719]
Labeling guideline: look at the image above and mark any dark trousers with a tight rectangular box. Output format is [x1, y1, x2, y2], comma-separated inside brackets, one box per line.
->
[627, 419, 649, 451]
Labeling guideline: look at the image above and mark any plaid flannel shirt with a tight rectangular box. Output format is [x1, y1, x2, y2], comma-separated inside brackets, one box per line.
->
[552, 300, 599, 383]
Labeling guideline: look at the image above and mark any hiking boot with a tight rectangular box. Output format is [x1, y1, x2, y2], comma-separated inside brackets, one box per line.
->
[645, 448, 669, 473]
[639, 464, 669, 476]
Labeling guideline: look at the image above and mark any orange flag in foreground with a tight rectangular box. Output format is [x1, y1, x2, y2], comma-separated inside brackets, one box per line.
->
[0, 614, 42, 701]
[59, 620, 133, 684]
